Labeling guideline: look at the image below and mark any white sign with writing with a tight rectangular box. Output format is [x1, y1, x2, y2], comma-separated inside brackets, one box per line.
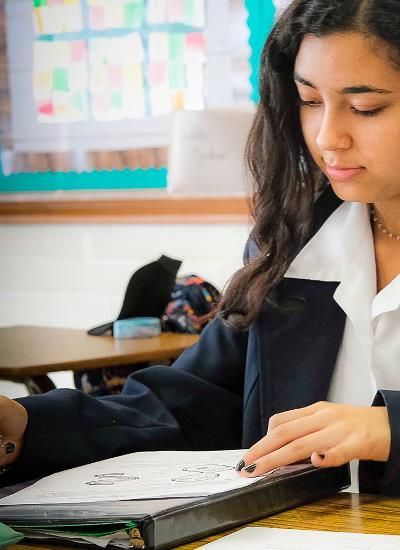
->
[167, 109, 255, 195]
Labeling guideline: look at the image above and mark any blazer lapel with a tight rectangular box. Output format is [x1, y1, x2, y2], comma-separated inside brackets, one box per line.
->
[256, 278, 346, 431]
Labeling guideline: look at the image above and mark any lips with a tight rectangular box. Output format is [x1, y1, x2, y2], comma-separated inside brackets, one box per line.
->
[325, 165, 365, 181]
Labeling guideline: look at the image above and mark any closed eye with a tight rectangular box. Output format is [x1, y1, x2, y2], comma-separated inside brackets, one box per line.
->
[299, 99, 385, 118]
[351, 106, 385, 117]
[299, 99, 322, 107]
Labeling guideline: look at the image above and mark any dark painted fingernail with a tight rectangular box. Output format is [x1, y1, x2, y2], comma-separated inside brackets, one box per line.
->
[235, 460, 245, 472]
[243, 463, 257, 473]
[5, 442, 16, 455]
[318, 453, 325, 460]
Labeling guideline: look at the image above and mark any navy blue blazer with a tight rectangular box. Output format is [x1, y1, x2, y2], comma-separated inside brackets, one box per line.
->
[10, 189, 400, 496]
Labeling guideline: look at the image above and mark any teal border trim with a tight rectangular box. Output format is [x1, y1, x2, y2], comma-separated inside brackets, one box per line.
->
[0, 168, 167, 193]
[245, 0, 276, 103]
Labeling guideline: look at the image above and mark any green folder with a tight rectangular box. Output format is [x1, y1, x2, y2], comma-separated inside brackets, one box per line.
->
[0, 522, 24, 549]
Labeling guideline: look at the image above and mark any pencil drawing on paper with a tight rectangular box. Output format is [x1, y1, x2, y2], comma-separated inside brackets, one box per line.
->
[85, 473, 139, 486]
[172, 464, 234, 483]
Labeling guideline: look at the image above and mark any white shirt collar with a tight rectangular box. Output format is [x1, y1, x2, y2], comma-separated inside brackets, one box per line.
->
[285, 201, 374, 284]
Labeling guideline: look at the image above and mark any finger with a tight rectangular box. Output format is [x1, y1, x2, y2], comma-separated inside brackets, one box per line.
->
[311, 436, 358, 468]
[244, 413, 325, 465]
[241, 428, 337, 477]
[267, 402, 327, 433]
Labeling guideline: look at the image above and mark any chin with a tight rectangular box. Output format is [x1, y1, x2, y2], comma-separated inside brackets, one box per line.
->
[328, 181, 372, 204]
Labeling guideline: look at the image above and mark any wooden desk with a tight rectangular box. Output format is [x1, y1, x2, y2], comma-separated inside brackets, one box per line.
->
[9, 492, 400, 550]
[0, 326, 199, 395]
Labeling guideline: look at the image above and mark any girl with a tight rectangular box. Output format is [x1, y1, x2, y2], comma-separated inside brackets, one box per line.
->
[2, 0, 400, 496]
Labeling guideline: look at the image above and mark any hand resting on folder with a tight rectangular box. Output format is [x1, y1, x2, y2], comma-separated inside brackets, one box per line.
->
[238, 401, 390, 477]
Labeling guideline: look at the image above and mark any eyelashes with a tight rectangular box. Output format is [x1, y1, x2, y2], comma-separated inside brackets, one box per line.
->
[350, 106, 384, 117]
[298, 99, 385, 118]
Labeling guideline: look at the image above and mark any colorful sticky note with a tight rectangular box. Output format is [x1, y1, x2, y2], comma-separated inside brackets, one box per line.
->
[167, 0, 184, 23]
[124, 1, 143, 27]
[148, 62, 167, 86]
[184, 0, 205, 27]
[124, 63, 143, 88]
[168, 62, 186, 89]
[53, 68, 69, 91]
[111, 92, 123, 109]
[171, 90, 185, 111]
[71, 92, 85, 112]
[38, 101, 53, 115]
[34, 70, 53, 92]
[89, 5, 105, 29]
[169, 33, 185, 62]
[70, 40, 86, 63]
[185, 32, 206, 61]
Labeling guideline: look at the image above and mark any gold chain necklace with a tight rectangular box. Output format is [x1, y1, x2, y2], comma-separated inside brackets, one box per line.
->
[370, 206, 400, 241]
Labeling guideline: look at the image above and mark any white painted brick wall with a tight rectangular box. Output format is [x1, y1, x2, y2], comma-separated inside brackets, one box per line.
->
[0, 223, 250, 398]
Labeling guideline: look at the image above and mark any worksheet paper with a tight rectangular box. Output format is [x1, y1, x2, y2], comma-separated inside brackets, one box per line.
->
[0, 450, 277, 505]
[200, 527, 400, 549]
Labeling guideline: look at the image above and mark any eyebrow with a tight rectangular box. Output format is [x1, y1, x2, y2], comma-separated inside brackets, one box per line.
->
[293, 73, 393, 95]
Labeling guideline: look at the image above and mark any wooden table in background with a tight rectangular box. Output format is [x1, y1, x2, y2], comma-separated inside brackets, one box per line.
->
[0, 326, 199, 395]
[9, 493, 400, 550]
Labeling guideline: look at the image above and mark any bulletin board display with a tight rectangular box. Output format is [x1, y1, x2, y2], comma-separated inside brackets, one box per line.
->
[0, 0, 276, 194]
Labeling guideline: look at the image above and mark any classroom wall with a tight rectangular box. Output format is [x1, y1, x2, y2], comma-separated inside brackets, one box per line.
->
[0, 222, 250, 398]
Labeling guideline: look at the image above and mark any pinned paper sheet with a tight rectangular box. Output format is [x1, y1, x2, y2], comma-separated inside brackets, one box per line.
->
[33, 40, 88, 122]
[88, 0, 145, 30]
[33, 0, 83, 34]
[167, 109, 255, 195]
[147, 0, 204, 25]
[89, 34, 145, 120]
[148, 30, 205, 115]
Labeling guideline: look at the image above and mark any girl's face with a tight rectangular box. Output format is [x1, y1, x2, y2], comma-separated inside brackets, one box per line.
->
[294, 32, 400, 207]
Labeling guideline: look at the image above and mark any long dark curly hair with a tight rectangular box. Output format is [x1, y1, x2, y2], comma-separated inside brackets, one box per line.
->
[219, 0, 400, 330]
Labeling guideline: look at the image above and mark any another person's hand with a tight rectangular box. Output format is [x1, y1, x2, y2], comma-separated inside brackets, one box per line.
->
[0, 396, 28, 467]
[238, 401, 391, 476]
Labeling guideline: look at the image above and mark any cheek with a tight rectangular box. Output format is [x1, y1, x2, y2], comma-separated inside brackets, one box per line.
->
[361, 122, 400, 171]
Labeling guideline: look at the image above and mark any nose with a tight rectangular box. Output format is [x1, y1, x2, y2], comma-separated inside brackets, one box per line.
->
[315, 108, 352, 152]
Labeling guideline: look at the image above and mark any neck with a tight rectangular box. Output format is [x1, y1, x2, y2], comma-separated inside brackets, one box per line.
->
[371, 200, 400, 239]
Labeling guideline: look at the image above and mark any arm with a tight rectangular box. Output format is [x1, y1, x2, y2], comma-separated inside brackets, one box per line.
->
[3, 316, 248, 484]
